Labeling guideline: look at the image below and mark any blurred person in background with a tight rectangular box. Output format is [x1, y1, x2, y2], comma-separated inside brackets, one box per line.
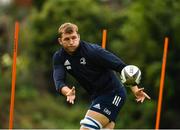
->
[53, 22, 150, 129]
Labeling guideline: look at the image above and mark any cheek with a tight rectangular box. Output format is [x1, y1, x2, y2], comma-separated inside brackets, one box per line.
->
[61, 43, 68, 48]
[75, 38, 80, 44]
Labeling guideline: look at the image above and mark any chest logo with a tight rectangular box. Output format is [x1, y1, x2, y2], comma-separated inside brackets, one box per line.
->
[64, 60, 71, 70]
[80, 57, 86, 65]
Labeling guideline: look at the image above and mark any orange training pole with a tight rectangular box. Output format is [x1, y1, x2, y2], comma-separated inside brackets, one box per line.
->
[102, 29, 107, 49]
[155, 37, 169, 130]
[9, 21, 19, 129]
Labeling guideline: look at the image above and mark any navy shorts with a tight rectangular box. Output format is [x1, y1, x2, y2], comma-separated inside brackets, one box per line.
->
[89, 87, 126, 122]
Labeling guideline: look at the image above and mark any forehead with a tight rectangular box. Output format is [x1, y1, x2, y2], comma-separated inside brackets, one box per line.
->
[61, 31, 78, 39]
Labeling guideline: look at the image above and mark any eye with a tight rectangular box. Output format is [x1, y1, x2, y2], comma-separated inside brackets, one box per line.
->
[64, 37, 69, 41]
[72, 36, 77, 40]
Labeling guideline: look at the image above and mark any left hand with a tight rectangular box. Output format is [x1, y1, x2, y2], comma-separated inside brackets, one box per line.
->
[66, 86, 76, 104]
[134, 87, 151, 103]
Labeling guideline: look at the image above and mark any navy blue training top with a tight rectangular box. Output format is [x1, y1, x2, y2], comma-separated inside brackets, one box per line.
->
[53, 41, 127, 99]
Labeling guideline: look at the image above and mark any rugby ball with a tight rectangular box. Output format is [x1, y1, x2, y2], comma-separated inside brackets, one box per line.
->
[121, 65, 141, 85]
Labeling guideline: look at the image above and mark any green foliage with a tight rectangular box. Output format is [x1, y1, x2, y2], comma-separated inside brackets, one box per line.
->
[1, 0, 180, 129]
[115, 93, 156, 128]
[13, 88, 88, 128]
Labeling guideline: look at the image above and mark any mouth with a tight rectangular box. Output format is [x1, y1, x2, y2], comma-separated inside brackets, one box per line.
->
[68, 45, 76, 48]
[68, 46, 76, 49]
[68, 46, 77, 51]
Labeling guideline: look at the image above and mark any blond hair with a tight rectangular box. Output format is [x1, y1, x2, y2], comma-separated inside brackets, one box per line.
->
[58, 22, 78, 38]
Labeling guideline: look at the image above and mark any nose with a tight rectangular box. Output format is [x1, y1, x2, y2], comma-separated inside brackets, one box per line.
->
[69, 39, 74, 45]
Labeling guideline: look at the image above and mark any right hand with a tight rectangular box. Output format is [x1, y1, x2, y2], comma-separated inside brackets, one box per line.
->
[66, 86, 76, 104]
[131, 85, 151, 103]
[134, 87, 151, 103]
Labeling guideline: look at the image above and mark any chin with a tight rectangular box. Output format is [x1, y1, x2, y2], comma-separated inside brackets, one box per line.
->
[67, 49, 76, 54]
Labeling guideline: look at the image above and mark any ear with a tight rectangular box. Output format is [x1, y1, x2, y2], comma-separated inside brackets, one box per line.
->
[58, 38, 62, 45]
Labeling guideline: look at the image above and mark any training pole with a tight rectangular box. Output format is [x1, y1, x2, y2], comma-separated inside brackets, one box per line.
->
[102, 29, 107, 49]
[155, 37, 169, 130]
[9, 21, 19, 129]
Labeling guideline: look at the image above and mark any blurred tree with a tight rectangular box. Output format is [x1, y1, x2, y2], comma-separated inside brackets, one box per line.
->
[22, 0, 180, 128]
[26, 0, 117, 94]
[1, 0, 180, 128]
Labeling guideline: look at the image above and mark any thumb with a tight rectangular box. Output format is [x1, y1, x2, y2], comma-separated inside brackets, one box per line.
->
[138, 87, 144, 91]
[66, 86, 75, 96]
[71, 86, 75, 92]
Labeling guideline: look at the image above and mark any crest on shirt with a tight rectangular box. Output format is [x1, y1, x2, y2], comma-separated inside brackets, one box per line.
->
[64, 59, 71, 70]
[80, 57, 86, 65]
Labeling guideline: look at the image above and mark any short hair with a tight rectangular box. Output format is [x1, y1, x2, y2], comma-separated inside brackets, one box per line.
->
[58, 22, 78, 38]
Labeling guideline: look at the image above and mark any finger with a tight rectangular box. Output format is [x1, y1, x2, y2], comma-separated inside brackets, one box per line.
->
[70, 99, 74, 104]
[69, 99, 73, 103]
[66, 86, 75, 96]
[136, 98, 141, 102]
[143, 92, 151, 99]
[138, 88, 144, 91]
[66, 90, 71, 96]
[72, 86, 75, 91]
[72, 86, 76, 93]
[66, 88, 73, 96]
[67, 97, 69, 102]
[141, 97, 145, 103]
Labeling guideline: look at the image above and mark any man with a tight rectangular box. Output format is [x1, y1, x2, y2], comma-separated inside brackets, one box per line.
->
[53, 22, 150, 129]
